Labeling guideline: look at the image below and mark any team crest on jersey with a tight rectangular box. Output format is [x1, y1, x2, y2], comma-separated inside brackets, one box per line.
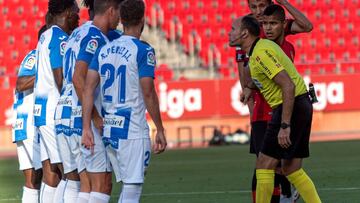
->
[147, 51, 155, 66]
[24, 55, 36, 70]
[86, 39, 98, 54]
[60, 41, 67, 56]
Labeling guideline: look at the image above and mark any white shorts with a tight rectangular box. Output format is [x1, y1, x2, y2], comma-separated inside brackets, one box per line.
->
[107, 138, 151, 184]
[39, 125, 62, 164]
[57, 134, 85, 174]
[82, 123, 112, 173]
[16, 132, 42, 171]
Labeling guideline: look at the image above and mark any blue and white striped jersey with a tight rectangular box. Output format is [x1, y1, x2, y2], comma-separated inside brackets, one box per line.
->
[33, 25, 68, 127]
[63, 22, 109, 136]
[12, 50, 37, 142]
[89, 35, 156, 149]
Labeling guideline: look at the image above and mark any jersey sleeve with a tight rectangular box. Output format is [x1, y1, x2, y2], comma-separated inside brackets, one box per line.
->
[137, 45, 156, 78]
[88, 48, 101, 72]
[49, 31, 67, 70]
[254, 48, 285, 80]
[77, 33, 106, 64]
[18, 50, 37, 77]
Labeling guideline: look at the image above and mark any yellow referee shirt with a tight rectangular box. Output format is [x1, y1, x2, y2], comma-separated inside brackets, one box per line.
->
[249, 38, 307, 108]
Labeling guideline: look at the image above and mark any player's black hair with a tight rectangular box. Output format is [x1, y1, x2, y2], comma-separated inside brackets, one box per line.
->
[241, 15, 260, 37]
[83, 0, 94, 11]
[263, 4, 286, 22]
[94, 0, 124, 15]
[48, 0, 76, 16]
[38, 25, 48, 40]
[120, 0, 145, 27]
[45, 12, 54, 27]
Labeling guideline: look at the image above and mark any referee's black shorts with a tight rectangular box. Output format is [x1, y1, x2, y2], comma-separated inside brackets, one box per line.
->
[249, 121, 268, 156]
[261, 93, 313, 160]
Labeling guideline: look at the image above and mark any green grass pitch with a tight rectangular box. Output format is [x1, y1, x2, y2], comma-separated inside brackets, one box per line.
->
[1, 140, 360, 202]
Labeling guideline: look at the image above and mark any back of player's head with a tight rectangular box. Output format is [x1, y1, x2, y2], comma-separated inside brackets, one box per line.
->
[38, 25, 48, 40]
[83, 0, 95, 19]
[45, 12, 54, 27]
[263, 4, 286, 22]
[241, 15, 260, 37]
[93, 0, 123, 15]
[120, 0, 145, 27]
[48, 0, 76, 16]
[83, 0, 94, 11]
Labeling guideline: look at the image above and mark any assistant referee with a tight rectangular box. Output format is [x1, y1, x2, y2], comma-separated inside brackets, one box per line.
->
[228, 15, 321, 203]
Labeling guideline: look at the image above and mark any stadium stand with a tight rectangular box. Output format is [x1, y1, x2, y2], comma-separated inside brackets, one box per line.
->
[0, 0, 359, 79]
[144, 0, 360, 77]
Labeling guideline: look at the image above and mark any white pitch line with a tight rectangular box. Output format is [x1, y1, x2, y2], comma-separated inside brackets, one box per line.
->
[0, 187, 359, 201]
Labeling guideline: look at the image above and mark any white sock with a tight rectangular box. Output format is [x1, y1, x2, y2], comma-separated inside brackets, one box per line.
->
[53, 179, 67, 203]
[118, 184, 142, 203]
[89, 192, 111, 203]
[39, 182, 57, 203]
[77, 192, 90, 203]
[64, 180, 80, 203]
[22, 186, 39, 203]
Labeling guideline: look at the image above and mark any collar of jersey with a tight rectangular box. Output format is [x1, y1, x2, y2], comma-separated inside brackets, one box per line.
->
[249, 37, 260, 56]
[121, 35, 137, 40]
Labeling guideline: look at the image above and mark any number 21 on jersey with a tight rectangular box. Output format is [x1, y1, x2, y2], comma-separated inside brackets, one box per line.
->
[100, 64, 126, 104]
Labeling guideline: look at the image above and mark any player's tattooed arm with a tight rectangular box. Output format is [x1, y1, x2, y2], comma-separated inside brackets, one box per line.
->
[16, 76, 35, 92]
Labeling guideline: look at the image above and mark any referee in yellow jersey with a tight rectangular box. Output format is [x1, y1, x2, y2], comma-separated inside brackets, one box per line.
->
[229, 15, 321, 203]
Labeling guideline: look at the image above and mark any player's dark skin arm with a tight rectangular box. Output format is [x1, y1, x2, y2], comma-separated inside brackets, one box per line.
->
[276, 0, 313, 33]
[16, 76, 35, 92]
[140, 77, 167, 154]
[52, 68, 63, 93]
[272, 70, 295, 148]
[73, 61, 102, 129]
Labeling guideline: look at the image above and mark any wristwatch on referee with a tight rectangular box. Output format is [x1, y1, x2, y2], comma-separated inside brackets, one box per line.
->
[280, 122, 290, 129]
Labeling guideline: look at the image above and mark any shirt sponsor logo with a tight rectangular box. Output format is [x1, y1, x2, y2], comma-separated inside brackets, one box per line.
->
[24, 55, 36, 70]
[147, 51, 155, 66]
[85, 39, 98, 54]
[58, 96, 72, 106]
[104, 115, 125, 128]
[72, 106, 82, 117]
[33, 105, 41, 116]
[255, 55, 272, 76]
[60, 41, 67, 56]
[14, 118, 24, 130]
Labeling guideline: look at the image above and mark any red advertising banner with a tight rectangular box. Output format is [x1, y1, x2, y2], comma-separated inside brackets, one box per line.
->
[155, 73, 360, 120]
[1, 74, 360, 126]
